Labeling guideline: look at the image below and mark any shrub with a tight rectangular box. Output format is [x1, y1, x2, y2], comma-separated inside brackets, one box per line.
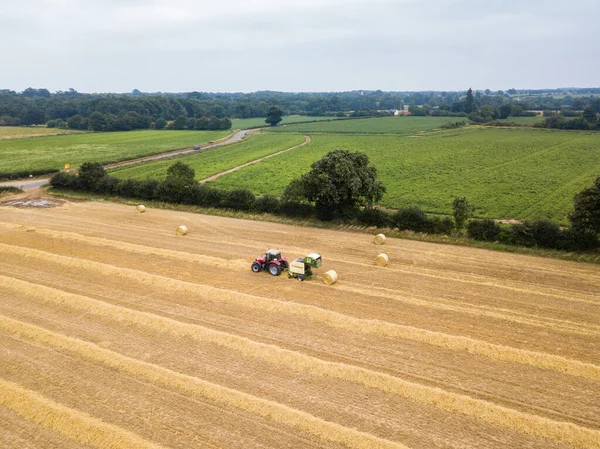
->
[467, 219, 501, 241]
[50, 172, 79, 189]
[78, 162, 106, 190]
[0, 186, 23, 195]
[511, 223, 534, 247]
[255, 195, 281, 214]
[393, 206, 428, 232]
[357, 208, 392, 227]
[560, 226, 599, 250]
[531, 219, 561, 248]
[223, 188, 256, 211]
[279, 201, 314, 218]
[424, 216, 454, 235]
[95, 175, 120, 194]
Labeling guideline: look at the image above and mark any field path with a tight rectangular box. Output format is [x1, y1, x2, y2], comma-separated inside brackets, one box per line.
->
[0, 129, 257, 191]
[0, 200, 599, 448]
[199, 135, 311, 184]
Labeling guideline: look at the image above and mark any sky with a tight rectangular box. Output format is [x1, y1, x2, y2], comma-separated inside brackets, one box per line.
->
[1, 0, 598, 93]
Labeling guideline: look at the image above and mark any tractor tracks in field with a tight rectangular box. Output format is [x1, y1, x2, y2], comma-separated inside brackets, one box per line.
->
[199, 135, 311, 184]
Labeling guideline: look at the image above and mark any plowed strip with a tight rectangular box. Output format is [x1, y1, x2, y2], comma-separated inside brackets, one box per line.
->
[3, 284, 600, 448]
[0, 378, 168, 449]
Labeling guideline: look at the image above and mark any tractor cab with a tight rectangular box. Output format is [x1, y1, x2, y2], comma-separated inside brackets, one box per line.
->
[251, 249, 288, 276]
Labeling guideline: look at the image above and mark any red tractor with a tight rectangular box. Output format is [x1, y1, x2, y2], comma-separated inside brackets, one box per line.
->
[251, 249, 289, 276]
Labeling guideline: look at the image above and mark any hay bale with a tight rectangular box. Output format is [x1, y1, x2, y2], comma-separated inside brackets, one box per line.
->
[373, 234, 386, 245]
[322, 270, 338, 285]
[136, 205, 146, 213]
[375, 253, 389, 267]
[176, 225, 188, 236]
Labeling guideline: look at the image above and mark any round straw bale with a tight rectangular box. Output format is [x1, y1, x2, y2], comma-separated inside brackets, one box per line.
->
[136, 205, 146, 213]
[322, 270, 338, 285]
[373, 233, 386, 245]
[375, 253, 389, 266]
[176, 225, 188, 236]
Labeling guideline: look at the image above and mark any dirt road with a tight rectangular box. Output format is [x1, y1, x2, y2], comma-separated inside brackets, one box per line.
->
[0, 200, 599, 448]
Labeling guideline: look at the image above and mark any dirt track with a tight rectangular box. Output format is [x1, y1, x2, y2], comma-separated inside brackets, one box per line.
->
[0, 200, 599, 449]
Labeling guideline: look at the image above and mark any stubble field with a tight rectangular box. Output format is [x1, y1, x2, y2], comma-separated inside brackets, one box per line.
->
[0, 200, 599, 449]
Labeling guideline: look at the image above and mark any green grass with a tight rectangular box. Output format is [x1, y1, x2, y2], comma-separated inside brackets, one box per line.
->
[269, 116, 454, 134]
[0, 130, 231, 174]
[0, 126, 84, 139]
[208, 128, 600, 224]
[110, 132, 306, 181]
[232, 116, 341, 129]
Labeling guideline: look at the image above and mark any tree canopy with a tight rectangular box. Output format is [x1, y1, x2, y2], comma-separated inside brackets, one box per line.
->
[284, 150, 386, 220]
[265, 106, 283, 126]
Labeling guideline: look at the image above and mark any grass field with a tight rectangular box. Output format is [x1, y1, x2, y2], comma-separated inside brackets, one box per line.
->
[1, 201, 599, 449]
[209, 128, 600, 223]
[232, 115, 339, 129]
[269, 116, 453, 134]
[0, 126, 84, 139]
[0, 130, 231, 174]
[110, 133, 306, 181]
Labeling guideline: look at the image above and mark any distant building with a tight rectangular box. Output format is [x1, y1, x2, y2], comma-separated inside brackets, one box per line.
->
[394, 105, 410, 116]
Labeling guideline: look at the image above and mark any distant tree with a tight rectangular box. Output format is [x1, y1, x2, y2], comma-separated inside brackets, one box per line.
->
[453, 197, 475, 230]
[167, 161, 195, 184]
[583, 106, 597, 124]
[88, 111, 107, 131]
[464, 88, 475, 113]
[284, 150, 386, 220]
[21, 108, 46, 126]
[67, 115, 87, 130]
[172, 115, 187, 130]
[154, 118, 167, 129]
[265, 106, 283, 126]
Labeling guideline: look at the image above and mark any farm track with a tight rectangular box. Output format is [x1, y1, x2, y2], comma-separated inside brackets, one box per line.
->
[0, 201, 599, 448]
[199, 134, 311, 183]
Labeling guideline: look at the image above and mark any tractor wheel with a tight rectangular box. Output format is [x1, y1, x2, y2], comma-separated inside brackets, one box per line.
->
[297, 275, 304, 281]
[268, 264, 282, 276]
[251, 262, 262, 273]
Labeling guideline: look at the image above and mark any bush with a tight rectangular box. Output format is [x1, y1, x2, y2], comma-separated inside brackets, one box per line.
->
[424, 216, 454, 235]
[0, 168, 59, 180]
[78, 162, 106, 190]
[393, 206, 428, 232]
[0, 186, 23, 195]
[467, 219, 501, 241]
[357, 207, 392, 227]
[560, 226, 599, 250]
[95, 175, 120, 194]
[223, 188, 256, 211]
[255, 195, 281, 214]
[531, 219, 561, 248]
[50, 172, 79, 189]
[279, 201, 314, 218]
[117, 178, 159, 199]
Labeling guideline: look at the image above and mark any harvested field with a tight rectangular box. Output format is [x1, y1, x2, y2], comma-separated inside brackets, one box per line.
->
[0, 201, 599, 449]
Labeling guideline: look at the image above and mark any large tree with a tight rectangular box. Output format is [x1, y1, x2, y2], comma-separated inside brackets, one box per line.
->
[265, 106, 283, 126]
[284, 150, 386, 220]
[464, 88, 475, 113]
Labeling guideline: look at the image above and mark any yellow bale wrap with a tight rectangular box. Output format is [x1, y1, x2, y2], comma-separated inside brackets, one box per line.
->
[373, 234, 386, 245]
[322, 270, 338, 285]
[136, 205, 146, 213]
[176, 225, 188, 236]
[375, 253, 389, 267]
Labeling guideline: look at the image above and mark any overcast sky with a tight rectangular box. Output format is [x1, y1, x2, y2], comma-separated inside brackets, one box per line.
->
[1, 0, 597, 93]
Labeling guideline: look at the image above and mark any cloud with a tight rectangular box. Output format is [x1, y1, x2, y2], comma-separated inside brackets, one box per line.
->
[0, 0, 598, 92]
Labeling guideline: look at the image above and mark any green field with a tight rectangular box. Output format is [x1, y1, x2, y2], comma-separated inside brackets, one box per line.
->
[0, 130, 231, 175]
[110, 133, 306, 181]
[232, 116, 340, 129]
[269, 116, 454, 134]
[208, 128, 600, 224]
[0, 126, 84, 139]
